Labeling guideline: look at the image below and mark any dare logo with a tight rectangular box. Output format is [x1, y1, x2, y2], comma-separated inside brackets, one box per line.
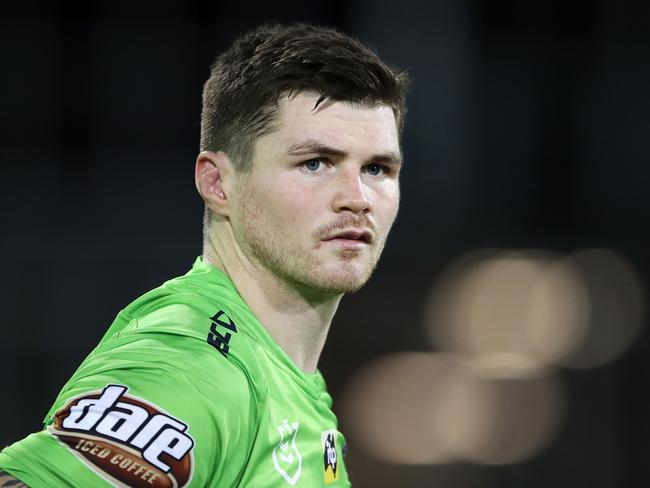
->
[48, 384, 194, 488]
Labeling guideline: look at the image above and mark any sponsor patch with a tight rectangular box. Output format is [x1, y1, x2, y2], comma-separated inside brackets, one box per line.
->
[48, 384, 194, 488]
[322, 430, 339, 483]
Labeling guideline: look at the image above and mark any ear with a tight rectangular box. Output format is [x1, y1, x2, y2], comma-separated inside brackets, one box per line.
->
[195, 151, 234, 217]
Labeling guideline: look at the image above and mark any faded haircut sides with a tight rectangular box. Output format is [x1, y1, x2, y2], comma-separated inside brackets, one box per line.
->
[200, 23, 410, 172]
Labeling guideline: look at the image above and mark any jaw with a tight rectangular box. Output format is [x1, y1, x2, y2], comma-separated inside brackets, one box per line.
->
[306, 246, 381, 293]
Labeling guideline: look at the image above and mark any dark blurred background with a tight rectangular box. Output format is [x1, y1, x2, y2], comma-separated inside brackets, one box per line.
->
[2, 1, 650, 487]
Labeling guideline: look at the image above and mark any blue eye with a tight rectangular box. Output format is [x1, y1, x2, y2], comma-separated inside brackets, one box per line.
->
[304, 159, 322, 171]
[366, 163, 384, 176]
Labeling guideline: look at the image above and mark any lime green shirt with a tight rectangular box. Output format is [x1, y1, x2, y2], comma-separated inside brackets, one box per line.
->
[0, 257, 350, 487]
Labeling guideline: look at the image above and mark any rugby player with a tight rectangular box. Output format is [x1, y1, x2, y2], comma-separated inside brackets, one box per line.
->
[0, 23, 408, 487]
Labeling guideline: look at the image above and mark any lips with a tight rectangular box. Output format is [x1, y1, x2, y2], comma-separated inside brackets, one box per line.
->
[323, 229, 373, 244]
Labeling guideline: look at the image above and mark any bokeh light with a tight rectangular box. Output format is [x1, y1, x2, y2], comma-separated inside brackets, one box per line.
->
[339, 352, 458, 465]
[423, 248, 645, 373]
[423, 249, 590, 375]
[341, 247, 645, 470]
[340, 352, 565, 466]
[429, 357, 565, 465]
[557, 248, 646, 369]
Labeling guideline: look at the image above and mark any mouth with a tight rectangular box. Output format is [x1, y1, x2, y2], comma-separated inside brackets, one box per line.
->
[322, 229, 373, 248]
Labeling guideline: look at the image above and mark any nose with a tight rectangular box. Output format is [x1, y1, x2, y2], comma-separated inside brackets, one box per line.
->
[331, 169, 372, 215]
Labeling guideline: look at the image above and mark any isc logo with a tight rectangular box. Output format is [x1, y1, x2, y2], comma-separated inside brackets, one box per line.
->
[49, 384, 194, 488]
[207, 309, 238, 357]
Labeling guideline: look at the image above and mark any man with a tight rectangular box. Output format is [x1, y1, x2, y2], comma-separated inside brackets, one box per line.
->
[0, 23, 408, 487]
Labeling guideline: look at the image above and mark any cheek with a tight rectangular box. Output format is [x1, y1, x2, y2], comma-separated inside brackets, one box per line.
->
[374, 184, 400, 229]
[256, 183, 318, 231]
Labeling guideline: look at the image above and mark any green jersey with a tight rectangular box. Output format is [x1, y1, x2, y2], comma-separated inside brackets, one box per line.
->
[0, 257, 351, 487]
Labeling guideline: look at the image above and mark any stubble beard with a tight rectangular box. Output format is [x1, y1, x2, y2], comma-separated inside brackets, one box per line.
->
[237, 188, 385, 296]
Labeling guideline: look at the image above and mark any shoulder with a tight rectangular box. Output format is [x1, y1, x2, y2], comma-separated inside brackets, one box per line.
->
[55, 330, 262, 423]
[43, 332, 262, 487]
[111, 271, 269, 393]
[102, 300, 268, 399]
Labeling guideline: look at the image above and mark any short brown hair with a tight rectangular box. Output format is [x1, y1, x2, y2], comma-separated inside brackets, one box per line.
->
[200, 23, 409, 171]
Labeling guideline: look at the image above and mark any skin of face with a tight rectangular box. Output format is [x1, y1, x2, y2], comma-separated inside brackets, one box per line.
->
[229, 91, 402, 296]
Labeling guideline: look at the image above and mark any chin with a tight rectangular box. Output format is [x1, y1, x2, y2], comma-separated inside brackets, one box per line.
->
[269, 247, 380, 295]
[308, 262, 374, 295]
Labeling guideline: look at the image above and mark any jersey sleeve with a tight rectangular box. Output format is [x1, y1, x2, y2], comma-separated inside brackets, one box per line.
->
[0, 332, 259, 488]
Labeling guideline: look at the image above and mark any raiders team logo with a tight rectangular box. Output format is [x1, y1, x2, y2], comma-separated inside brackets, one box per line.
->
[48, 384, 194, 488]
[272, 419, 302, 486]
[321, 430, 339, 483]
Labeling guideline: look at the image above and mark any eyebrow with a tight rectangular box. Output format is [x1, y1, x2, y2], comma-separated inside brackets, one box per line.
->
[287, 139, 403, 166]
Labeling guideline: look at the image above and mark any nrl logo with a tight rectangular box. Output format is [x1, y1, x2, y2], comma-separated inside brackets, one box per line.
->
[272, 419, 302, 486]
[322, 430, 339, 484]
[48, 384, 194, 488]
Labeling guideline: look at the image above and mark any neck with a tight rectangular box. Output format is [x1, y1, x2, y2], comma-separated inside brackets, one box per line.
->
[203, 225, 342, 373]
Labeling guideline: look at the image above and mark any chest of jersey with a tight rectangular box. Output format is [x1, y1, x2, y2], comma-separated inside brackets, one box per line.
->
[237, 364, 351, 487]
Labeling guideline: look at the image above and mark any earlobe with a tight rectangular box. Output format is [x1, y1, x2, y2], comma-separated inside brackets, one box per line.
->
[195, 151, 232, 217]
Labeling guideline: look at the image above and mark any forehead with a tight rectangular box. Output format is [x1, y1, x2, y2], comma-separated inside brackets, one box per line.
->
[262, 92, 400, 155]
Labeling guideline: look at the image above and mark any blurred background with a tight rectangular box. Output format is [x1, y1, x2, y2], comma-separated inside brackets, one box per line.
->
[1, 1, 650, 486]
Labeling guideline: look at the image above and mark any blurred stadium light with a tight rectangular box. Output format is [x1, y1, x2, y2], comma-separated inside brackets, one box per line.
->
[341, 247, 645, 469]
[424, 247, 644, 373]
[340, 352, 565, 465]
